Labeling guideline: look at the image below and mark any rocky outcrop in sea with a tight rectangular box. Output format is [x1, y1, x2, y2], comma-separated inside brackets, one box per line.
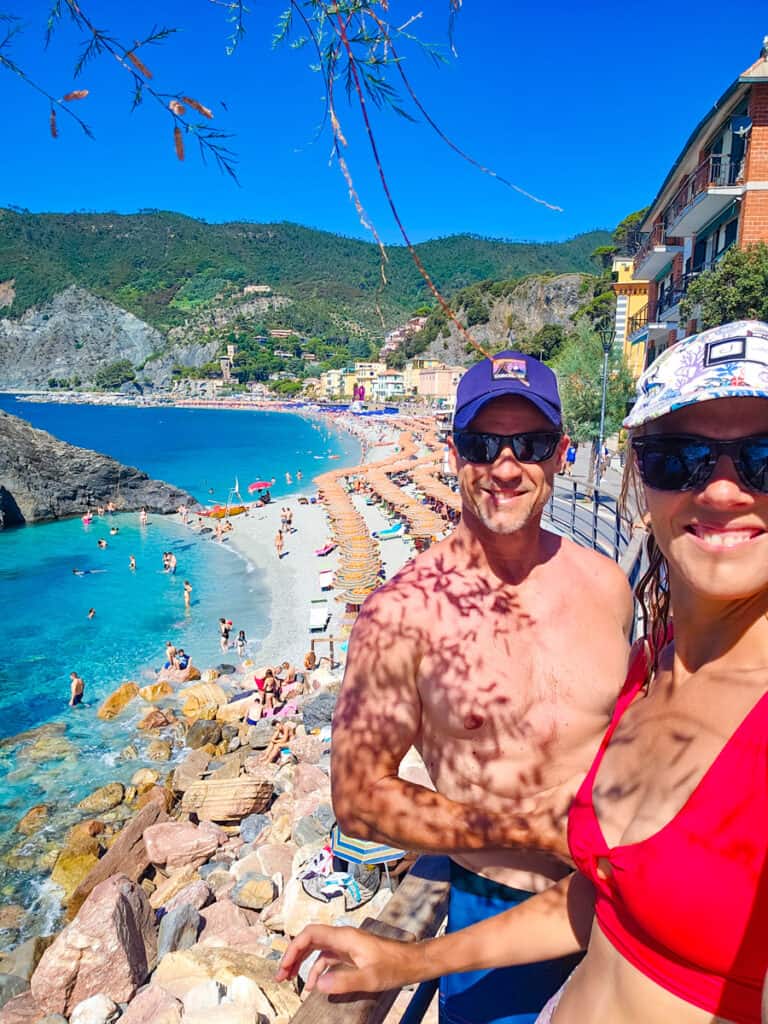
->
[0, 412, 195, 527]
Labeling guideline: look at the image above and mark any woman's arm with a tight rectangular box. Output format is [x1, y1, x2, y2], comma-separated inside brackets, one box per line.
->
[278, 871, 594, 995]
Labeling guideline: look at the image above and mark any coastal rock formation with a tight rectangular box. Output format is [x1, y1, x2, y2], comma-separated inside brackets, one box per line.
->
[421, 272, 588, 365]
[30, 875, 156, 1016]
[0, 287, 165, 391]
[0, 411, 195, 526]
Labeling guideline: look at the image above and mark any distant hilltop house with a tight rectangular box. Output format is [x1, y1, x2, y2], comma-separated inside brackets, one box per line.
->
[380, 315, 430, 356]
[618, 38, 768, 377]
[243, 284, 273, 295]
[268, 328, 296, 339]
[273, 349, 294, 359]
[319, 358, 463, 404]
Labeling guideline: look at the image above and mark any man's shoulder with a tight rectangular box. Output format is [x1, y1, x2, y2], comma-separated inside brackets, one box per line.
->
[362, 544, 444, 608]
[551, 532, 631, 596]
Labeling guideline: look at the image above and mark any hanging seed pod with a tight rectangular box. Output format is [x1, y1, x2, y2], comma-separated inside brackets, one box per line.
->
[169, 99, 186, 116]
[127, 51, 153, 79]
[174, 124, 185, 162]
[63, 89, 89, 101]
[49, 108, 58, 139]
[181, 96, 214, 119]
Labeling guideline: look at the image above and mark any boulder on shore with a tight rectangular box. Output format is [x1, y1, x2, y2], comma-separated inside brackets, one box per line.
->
[68, 800, 168, 917]
[97, 684, 139, 721]
[181, 777, 273, 823]
[144, 822, 221, 871]
[30, 875, 157, 1017]
[76, 783, 125, 815]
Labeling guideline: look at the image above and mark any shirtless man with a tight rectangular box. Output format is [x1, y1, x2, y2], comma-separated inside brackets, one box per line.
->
[331, 350, 633, 1024]
[69, 672, 85, 707]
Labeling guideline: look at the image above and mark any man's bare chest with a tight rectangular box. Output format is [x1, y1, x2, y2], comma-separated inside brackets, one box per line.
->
[416, 609, 613, 742]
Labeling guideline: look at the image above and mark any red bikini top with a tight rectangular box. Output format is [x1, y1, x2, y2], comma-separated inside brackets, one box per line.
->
[568, 643, 768, 1023]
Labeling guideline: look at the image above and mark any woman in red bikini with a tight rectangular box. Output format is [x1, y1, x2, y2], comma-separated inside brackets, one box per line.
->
[277, 320, 768, 1024]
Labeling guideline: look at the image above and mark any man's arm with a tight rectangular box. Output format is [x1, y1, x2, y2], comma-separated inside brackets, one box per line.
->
[331, 583, 566, 857]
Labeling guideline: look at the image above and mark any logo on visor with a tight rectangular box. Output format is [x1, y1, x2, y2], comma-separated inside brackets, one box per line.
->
[492, 357, 529, 384]
[704, 338, 746, 366]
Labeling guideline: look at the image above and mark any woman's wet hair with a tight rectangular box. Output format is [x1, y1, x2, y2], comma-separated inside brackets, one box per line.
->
[619, 434, 671, 685]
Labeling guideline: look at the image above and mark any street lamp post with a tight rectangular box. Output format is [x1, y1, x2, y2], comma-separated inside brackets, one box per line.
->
[595, 323, 615, 491]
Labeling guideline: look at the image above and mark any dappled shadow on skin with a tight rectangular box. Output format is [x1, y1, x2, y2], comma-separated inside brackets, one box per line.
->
[329, 519, 634, 878]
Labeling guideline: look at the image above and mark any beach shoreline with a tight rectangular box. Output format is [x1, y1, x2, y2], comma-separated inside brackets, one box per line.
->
[223, 412, 406, 672]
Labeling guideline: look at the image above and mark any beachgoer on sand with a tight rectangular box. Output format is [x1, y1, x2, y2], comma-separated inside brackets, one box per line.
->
[69, 671, 85, 707]
[275, 530, 284, 559]
[282, 321, 768, 1024]
[299, 349, 632, 1023]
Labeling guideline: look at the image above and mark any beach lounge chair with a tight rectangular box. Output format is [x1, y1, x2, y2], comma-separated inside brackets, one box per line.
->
[309, 599, 330, 632]
[376, 522, 405, 540]
[319, 570, 334, 591]
[315, 543, 337, 557]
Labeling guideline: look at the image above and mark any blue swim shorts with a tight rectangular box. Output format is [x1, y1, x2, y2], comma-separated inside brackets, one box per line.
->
[438, 861, 581, 1024]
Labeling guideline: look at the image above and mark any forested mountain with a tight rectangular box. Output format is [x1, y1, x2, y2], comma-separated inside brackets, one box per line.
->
[0, 208, 610, 336]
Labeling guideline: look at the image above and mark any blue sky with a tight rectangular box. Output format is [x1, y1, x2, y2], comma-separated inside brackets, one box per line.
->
[3, 1, 768, 243]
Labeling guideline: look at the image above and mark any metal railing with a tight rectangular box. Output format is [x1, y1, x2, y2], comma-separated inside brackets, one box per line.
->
[656, 285, 686, 318]
[633, 221, 682, 274]
[627, 302, 649, 337]
[667, 153, 741, 226]
[543, 478, 631, 562]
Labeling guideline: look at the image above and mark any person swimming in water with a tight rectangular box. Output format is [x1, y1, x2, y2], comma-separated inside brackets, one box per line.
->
[129, 554, 136, 571]
[87, 608, 95, 620]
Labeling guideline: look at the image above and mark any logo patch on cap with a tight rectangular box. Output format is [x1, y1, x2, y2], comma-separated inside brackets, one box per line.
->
[705, 337, 746, 366]
[492, 357, 529, 385]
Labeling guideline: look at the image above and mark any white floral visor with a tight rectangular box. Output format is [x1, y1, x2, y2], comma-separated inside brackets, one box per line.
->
[624, 320, 768, 429]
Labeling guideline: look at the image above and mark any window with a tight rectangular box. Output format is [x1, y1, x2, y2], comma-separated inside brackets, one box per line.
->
[692, 238, 707, 273]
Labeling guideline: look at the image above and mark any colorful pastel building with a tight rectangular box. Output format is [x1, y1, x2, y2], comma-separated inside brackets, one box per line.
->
[627, 40, 768, 366]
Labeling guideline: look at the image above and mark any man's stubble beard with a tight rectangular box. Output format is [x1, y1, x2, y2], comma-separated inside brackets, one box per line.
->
[468, 490, 549, 537]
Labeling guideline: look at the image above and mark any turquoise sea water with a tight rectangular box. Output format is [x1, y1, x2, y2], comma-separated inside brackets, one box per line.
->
[0, 396, 359, 941]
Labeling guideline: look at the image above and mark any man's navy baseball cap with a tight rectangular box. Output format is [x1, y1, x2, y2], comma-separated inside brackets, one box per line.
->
[452, 350, 562, 431]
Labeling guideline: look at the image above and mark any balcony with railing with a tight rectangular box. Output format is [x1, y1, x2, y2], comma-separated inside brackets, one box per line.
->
[665, 153, 745, 237]
[627, 303, 649, 339]
[633, 221, 683, 280]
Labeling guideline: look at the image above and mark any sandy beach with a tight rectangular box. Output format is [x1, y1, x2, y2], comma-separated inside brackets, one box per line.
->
[225, 414, 418, 673]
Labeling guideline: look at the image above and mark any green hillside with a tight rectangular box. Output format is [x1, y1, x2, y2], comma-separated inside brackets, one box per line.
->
[0, 208, 610, 338]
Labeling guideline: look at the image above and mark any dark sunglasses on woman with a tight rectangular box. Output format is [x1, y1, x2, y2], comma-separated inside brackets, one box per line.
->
[453, 430, 562, 465]
[632, 434, 768, 493]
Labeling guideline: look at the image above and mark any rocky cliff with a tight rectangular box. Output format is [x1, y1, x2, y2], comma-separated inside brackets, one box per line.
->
[420, 273, 587, 364]
[0, 412, 195, 527]
[0, 286, 164, 389]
